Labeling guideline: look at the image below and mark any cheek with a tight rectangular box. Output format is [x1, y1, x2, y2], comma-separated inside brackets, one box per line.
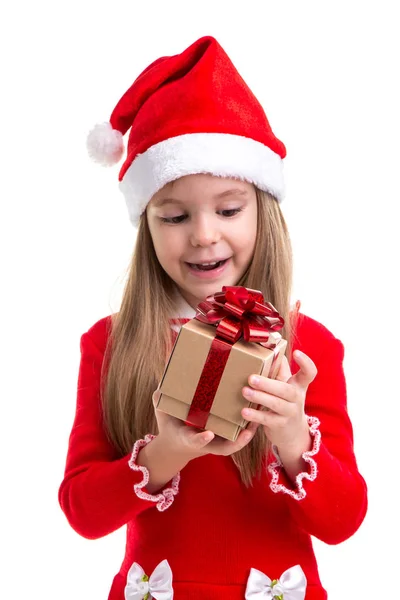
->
[235, 213, 257, 256]
[151, 228, 182, 269]
[147, 220, 168, 264]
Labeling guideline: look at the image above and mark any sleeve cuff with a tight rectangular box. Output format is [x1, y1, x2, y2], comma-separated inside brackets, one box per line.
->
[267, 415, 321, 501]
[128, 434, 180, 511]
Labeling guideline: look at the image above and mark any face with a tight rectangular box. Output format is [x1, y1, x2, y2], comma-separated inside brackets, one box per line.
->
[146, 174, 258, 309]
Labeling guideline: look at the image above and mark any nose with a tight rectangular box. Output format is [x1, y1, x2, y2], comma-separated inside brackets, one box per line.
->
[189, 214, 221, 247]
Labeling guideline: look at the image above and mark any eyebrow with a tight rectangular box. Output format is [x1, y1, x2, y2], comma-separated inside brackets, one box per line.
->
[153, 188, 249, 208]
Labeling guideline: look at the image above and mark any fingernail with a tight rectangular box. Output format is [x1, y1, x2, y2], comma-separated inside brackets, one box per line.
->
[250, 375, 260, 385]
[242, 408, 251, 416]
[243, 387, 254, 398]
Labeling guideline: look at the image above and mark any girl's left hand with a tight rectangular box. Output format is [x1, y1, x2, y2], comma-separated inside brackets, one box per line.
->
[241, 350, 318, 450]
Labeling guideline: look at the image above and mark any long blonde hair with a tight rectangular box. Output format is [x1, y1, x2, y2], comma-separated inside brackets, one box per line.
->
[101, 188, 300, 485]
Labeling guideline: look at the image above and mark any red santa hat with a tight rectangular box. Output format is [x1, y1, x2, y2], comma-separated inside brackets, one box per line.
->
[87, 36, 287, 226]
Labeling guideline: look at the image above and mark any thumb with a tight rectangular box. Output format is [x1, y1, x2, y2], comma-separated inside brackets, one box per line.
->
[152, 389, 161, 407]
[187, 429, 215, 452]
[275, 354, 292, 383]
[290, 350, 318, 389]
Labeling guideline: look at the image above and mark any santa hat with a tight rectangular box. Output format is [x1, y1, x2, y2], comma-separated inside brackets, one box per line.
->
[87, 36, 286, 227]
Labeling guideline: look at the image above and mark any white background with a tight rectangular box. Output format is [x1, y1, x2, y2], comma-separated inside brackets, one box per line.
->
[1, 1, 399, 598]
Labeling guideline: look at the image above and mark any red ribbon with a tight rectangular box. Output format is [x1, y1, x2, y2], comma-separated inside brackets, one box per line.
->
[185, 287, 285, 430]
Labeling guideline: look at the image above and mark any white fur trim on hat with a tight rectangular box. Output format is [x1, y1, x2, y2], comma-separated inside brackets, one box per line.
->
[119, 133, 284, 226]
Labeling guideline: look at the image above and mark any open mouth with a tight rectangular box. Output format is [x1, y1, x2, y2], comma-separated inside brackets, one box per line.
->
[186, 259, 228, 271]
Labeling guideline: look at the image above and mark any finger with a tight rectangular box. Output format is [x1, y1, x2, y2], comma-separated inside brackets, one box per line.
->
[236, 419, 259, 443]
[242, 406, 279, 425]
[275, 354, 292, 383]
[243, 390, 286, 414]
[233, 425, 258, 448]
[231, 422, 259, 449]
[152, 389, 161, 407]
[244, 376, 294, 403]
[189, 429, 215, 450]
[245, 420, 259, 435]
[206, 423, 257, 455]
[290, 350, 318, 389]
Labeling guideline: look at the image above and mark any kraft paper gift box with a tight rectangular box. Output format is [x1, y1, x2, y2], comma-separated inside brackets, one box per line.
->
[157, 287, 287, 441]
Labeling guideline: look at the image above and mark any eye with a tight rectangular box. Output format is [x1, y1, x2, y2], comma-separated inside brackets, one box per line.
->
[159, 207, 243, 224]
[159, 215, 187, 224]
[220, 208, 243, 217]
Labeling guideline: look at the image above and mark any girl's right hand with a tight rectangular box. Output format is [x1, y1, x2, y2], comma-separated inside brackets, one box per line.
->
[152, 389, 259, 461]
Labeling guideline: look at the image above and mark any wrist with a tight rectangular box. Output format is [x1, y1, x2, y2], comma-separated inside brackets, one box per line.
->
[276, 420, 312, 461]
[142, 434, 190, 471]
[134, 435, 187, 495]
[129, 435, 181, 508]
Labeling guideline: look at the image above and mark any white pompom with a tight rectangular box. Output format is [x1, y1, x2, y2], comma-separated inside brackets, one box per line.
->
[86, 122, 124, 166]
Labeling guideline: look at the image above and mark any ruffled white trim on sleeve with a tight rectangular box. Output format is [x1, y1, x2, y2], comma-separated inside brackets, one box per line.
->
[128, 434, 180, 511]
[268, 415, 321, 501]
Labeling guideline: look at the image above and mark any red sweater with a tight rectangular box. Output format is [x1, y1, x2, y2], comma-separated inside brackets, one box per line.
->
[58, 309, 368, 599]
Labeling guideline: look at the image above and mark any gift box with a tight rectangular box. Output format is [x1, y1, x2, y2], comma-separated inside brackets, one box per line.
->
[157, 287, 287, 441]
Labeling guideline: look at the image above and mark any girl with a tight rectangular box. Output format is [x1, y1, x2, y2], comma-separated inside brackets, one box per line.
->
[58, 36, 368, 599]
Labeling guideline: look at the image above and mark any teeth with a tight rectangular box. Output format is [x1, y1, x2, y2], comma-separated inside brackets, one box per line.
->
[187, 259, 227, 270]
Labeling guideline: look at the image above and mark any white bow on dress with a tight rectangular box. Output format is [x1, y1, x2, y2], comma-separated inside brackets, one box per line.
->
[245, 564, 307, 599]
[124, 559, 174, 600]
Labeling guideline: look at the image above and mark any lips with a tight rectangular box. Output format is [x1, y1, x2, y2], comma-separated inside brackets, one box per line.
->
[187, 260, 225, 271]
[186, 257, 230, 266]
[185, 258, 231, 272]
[184, 257, 231, 278]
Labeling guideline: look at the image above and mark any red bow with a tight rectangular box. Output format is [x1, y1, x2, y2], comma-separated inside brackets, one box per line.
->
[195, 286, 284, 346]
